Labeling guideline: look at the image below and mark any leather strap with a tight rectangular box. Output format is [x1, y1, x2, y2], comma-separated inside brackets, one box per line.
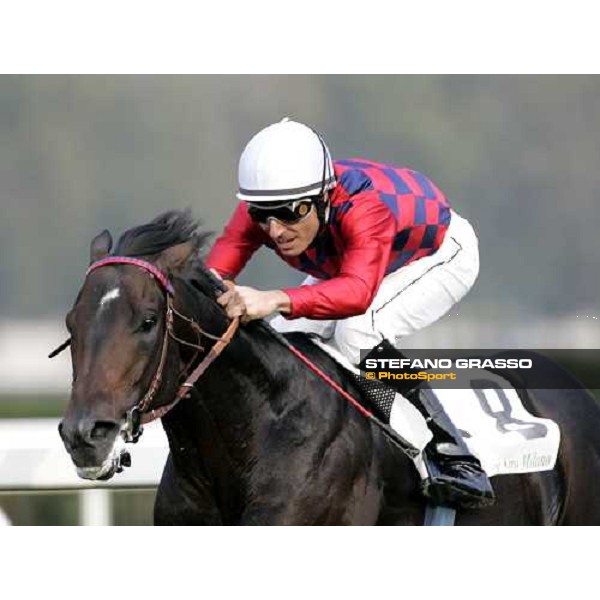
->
[141, 316, 239, 424]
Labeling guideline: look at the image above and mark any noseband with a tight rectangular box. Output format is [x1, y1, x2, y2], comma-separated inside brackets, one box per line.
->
[74, 256, 239, 442]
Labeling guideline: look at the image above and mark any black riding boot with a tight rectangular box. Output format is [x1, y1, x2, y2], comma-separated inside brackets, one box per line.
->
[359, 340, 496, 509]
[407, 386, 496, 509]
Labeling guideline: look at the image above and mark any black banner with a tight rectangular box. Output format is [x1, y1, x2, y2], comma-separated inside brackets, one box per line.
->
[357, 349, 600, 390]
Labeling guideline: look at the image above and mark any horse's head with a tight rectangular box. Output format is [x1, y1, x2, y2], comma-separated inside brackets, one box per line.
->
[58, 210, 220, 481]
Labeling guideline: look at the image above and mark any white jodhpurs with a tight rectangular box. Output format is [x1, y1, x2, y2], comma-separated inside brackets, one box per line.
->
[270, 210, 480, 365]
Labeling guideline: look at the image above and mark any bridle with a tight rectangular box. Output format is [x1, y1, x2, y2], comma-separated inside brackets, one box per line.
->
[52, 255, 239, 443]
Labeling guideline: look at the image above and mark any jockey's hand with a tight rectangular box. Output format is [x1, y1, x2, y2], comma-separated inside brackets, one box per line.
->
[217, 285, 291, 323]
[216, 284, 247, 319]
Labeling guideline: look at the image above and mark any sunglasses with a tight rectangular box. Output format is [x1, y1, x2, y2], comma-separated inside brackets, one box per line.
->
[247, 198, 315, 225]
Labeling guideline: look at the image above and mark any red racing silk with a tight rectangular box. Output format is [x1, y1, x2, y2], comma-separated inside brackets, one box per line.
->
[205, 159, 451, 320]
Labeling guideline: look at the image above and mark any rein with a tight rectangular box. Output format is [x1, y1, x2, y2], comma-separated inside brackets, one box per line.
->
[74, 256, 238, 442]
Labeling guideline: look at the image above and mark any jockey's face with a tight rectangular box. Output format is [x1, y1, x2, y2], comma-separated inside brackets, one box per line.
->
[260, 203, 320, 256]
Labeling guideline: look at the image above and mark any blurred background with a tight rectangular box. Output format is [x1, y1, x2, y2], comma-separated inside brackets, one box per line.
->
[1, 75, 599, 524]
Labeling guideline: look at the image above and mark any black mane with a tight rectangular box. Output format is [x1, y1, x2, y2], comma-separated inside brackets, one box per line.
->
[114, 209, 211, 258]
[113, 209, 221, 298]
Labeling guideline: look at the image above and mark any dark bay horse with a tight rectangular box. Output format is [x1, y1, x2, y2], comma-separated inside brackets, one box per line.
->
[58, 211, 600, 524]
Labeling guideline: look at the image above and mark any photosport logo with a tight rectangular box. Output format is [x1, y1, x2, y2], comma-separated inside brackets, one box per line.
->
[358, 349, 600, 390]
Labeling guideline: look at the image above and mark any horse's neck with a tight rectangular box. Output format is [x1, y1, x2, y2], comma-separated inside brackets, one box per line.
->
[198, 326, 285, 432]
[170, 294, 283, 452]
[160, 325, 285, 521]
[176, 281, 290, 424]
[170, 283, 313, 480]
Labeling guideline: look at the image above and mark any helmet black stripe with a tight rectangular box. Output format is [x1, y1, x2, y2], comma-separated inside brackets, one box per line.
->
[239, 175, 335, 197]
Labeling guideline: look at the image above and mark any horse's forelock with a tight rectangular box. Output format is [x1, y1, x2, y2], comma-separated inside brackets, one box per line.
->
[113, 209, 211, 259]
[82, 209, 225, 309]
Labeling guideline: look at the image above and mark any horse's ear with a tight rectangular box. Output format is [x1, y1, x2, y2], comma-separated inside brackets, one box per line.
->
[156, 240, 199, 275]
[90, 230, 113, 264]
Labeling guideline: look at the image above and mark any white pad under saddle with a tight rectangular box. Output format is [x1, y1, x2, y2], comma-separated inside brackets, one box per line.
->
[309, 337, 560, 477]
[430, 377, 560, 476]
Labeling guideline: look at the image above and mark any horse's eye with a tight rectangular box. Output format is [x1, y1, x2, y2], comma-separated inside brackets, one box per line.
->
[137, 316, 158, 334]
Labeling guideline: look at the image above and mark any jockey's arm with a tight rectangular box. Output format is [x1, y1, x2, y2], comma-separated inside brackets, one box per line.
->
[215, 196, 396, 322]
[207, 204, 289, 321]
[206, 202, 265, 280]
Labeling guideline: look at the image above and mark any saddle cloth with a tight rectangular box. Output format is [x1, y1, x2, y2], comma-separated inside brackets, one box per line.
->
[309, 337, 561, 478]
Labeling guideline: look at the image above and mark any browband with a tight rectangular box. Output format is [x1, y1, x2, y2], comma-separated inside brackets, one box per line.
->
[86, 256, 175, 295]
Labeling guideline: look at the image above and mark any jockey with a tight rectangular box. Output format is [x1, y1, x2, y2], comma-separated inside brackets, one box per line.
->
[205, 118, 495, 508]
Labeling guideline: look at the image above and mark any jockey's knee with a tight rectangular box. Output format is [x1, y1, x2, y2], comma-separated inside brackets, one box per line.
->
[333, 313, 384, 366]
[270, 315, 336, 340]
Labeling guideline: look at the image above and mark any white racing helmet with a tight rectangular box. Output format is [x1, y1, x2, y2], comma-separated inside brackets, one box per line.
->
[237, 118, 335, 203]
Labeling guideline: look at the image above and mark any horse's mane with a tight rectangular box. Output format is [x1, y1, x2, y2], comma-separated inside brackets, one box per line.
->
[112, 209, 220, 299]
[114, 209, 211, 258]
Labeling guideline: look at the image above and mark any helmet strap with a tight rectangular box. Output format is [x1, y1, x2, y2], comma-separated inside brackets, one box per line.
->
[309, 126, 333, 229]
[315, 191, 330, 232]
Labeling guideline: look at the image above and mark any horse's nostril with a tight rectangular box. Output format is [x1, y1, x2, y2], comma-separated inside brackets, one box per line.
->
[90, 420, 119, 442]
[57, 421, 69, 448]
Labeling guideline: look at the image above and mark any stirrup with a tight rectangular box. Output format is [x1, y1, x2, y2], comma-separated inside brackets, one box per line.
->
[421, 450, 496, 509]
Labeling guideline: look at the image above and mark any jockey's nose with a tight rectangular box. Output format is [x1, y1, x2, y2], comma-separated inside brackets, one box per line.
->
[266, 218, 288, 240]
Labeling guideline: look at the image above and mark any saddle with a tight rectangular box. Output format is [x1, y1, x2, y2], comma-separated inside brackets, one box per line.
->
[306, 336, 561, 479]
